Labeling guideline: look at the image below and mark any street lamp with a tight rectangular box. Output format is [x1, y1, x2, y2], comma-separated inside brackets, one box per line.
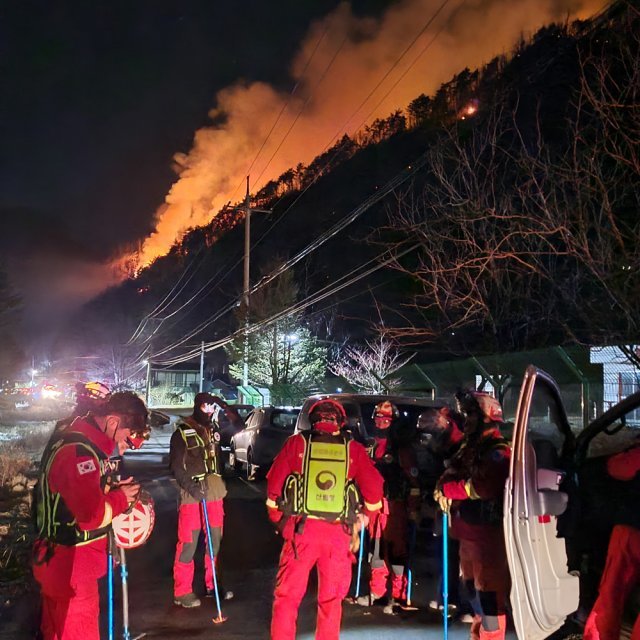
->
[30, 368, 38, 388]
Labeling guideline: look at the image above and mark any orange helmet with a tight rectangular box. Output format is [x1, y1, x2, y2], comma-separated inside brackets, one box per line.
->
[309, 399, 347, 428]
[372, 400, 399, 421]
[455, 390, 503, 424]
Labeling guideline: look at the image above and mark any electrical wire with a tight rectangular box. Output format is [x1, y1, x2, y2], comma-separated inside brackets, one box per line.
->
[151, 242, 419, 366]
[227, 23, 332, 205]
[131, 0, 452, 355]
[251, 32, 349, 191]
[144, 153, 425, 360]
[247, 0, 452, 255]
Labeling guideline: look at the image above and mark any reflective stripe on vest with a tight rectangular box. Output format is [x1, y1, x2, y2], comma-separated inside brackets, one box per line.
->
[179, 424, 219, 478]
[36, 433, 111, 546]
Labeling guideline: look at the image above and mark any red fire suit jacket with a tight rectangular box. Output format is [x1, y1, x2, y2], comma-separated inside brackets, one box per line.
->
[371, 436, 421, 515]
[438, 427, 511, 541]
[266, 432, 384, 527]
[33, 418, 131, 594]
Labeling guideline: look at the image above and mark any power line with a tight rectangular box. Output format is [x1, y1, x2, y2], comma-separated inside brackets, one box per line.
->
[131, 0, 452, 354]
[151, 242, 419, 366]
[247, 0, 453, 256]
[227, 23, 332, 205]
[145, 152, 426, 361]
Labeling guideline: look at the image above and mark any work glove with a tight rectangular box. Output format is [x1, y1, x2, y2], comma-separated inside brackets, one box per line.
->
[433, 488, 452, 514]
[188, 480, 206, 502]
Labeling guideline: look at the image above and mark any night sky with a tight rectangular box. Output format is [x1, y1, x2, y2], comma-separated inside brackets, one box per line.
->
[0, 0, 606, 347]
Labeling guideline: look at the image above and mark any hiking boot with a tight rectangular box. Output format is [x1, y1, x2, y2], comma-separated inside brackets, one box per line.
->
[206, 587, 234, 600]
[383, 599, 398, 615]
[173, 592, 201, 608]
[355, 593, 384, 607]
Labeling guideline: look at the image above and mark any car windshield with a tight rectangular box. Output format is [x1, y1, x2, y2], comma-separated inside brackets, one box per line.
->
[586, 411, 640, 459]
[270, 410, 300, 431]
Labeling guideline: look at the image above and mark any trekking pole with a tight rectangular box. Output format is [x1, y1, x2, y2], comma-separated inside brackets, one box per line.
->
[108, 533, 114, 640]
[119, 546, 147, 640]
[201, 499, 227, 623]
[406, 520, 417, 608]
[442, 510, 449, 640]
[119, 545, 130, 640]
[354, 520, 366, 599]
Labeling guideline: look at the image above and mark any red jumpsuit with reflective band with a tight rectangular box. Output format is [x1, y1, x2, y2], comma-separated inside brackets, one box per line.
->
[368, 437, 421, 600]
[439, 427, 511, 640]
[32, 419, 129, 640]
[584, 445, 640, 640]
[267, 428, 383, 640]
[170, 417, 227, 597]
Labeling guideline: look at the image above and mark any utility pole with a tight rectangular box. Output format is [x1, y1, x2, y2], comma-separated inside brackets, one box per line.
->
[199, 341, 205, 392]
[237, 176, 271, 387]
[145, 360, 151, 406]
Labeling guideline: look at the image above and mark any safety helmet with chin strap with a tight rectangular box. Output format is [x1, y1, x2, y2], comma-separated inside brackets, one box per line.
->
[455, 389, 503, 424]
[74, 381, 111, 415]
[308, 399, 347, 429]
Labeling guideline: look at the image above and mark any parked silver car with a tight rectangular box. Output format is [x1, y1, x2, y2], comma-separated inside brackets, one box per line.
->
[230, 406, 300, 479]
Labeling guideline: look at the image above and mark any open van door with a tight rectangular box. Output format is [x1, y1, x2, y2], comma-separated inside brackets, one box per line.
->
[504, 366, 580, 639]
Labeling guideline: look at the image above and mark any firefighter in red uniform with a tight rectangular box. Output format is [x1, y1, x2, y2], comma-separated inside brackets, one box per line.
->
[170, 392, 234, 608]
[416, 406, 468, 617]
[267, 399, 383, 640]
[434, 390, 511, 640]
[356, 400, 421, 611]
[32, 392, 147, 640]
[583, 443, 640, 640]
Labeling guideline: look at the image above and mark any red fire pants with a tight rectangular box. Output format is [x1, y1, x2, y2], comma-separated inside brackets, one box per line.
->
[33, 539, 105, 640]
[173, 499, 224, 597]
[368, 500, 409, 600]
[271, 518, 353, 640]
[459, 533, 510, 640]
[584, 525, 640, 640]
[39, 580, 100, 640]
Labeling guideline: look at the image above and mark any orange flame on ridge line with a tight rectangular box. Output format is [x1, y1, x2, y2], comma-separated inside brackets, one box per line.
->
[120, 0, 608, 274]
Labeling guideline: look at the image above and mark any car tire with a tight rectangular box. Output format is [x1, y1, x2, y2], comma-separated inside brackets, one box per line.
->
[229, 446, 241, 473]
[246, 449, 258, 481]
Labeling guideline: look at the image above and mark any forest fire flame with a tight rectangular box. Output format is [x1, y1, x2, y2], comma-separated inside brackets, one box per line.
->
[119, 0, 607, 275]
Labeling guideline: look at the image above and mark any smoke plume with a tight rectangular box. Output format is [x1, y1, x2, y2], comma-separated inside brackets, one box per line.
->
[136, 0, 607, 267]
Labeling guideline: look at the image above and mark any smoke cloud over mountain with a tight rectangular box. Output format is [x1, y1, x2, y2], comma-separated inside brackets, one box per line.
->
[137, 0, 606, 266]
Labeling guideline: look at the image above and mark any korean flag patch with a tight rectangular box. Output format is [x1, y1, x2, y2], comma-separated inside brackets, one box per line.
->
[77, 459, 97, 475]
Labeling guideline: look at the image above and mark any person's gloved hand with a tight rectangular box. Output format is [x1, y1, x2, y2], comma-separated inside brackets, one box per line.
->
[356, 512, 369, 529]
[188, 480, 206, 502]
[433, 488, 452, 513]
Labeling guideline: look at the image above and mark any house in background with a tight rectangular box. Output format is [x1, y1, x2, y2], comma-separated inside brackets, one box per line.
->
[146, 362, 200, 408]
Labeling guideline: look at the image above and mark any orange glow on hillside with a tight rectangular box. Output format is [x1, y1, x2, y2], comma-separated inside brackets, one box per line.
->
[120, 0, 608, 274]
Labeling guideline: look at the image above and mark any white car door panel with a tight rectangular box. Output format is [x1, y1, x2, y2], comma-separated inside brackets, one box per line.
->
[504, 366, 579, 640]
